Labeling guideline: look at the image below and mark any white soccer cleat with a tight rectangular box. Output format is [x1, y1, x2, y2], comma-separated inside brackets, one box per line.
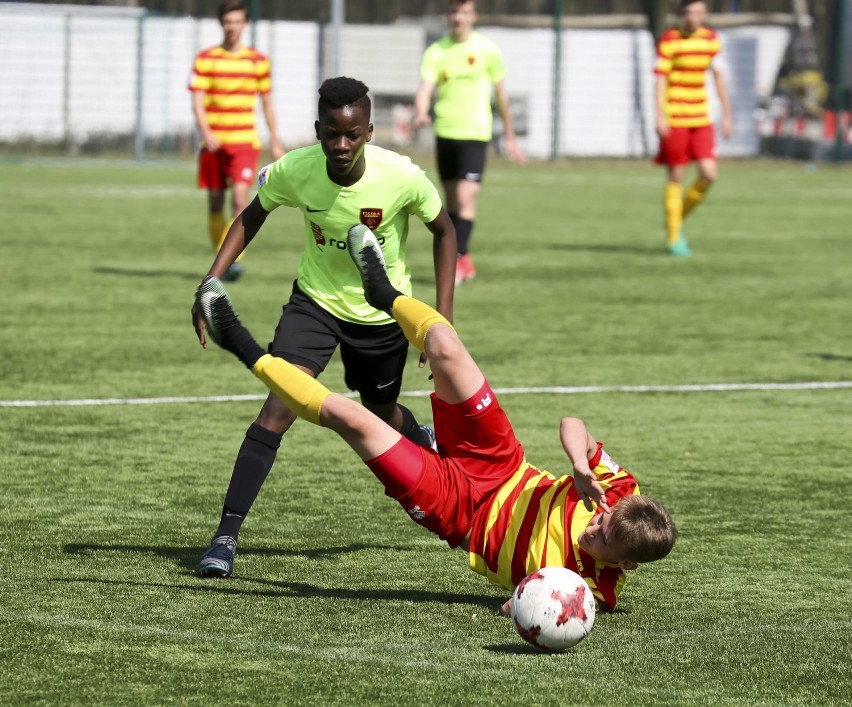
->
[194, 276, 233, 347]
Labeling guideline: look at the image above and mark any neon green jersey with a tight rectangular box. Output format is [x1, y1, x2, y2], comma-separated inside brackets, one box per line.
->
[421, 31, 506, 141]
[257, 144, 443, 325]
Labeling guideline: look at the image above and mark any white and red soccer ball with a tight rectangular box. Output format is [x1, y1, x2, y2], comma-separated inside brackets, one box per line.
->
[510, 567, 596, 651]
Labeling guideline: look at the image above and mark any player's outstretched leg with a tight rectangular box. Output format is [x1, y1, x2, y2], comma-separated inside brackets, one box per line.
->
[347, 225, 484, 404]
[195, 277, 266, 368]
[194, 277, 332, 426]
[346, 224, 404, 313]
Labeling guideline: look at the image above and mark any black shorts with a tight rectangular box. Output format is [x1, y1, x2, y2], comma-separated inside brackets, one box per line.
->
[435, 137, 488, 183]
[268, 282, 409, 404]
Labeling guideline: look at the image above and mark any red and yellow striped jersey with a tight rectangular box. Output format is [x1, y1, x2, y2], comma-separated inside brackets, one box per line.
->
[655, 27, 721, 128]
[189, 45, 272, 148]
[468, 444, 639, 610]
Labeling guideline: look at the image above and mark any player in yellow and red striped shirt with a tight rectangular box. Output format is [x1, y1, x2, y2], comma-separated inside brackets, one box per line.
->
[189, 0, 284, 281]
[194, 225, 677, 613]
[654, 0, 732, 257]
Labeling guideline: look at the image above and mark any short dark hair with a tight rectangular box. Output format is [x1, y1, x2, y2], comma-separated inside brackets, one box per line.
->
[609, 495, 678, 564]
[218, 0, 248, 22]
[318, 77, 371, 119]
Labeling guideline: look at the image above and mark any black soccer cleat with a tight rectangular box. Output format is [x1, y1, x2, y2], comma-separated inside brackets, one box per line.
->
[194, 276, 265, 368]
[198, 535, 237, 578]
[346, 224, 403, 314]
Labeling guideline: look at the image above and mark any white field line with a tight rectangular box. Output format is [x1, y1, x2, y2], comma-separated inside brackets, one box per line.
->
[1, 381, 851, 408]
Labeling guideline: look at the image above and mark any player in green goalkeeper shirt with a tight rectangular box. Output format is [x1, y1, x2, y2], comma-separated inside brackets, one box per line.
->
[192, 77, 457, 578]
[414, 0, 525, 285]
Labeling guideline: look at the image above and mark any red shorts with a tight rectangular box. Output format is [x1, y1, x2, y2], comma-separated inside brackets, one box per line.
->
[365, 381, 526, 548]
[654, 125, 717, 166]
[198, 144, 260, 190]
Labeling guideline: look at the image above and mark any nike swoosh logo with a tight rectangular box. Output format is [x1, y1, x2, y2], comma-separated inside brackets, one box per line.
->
[306, 207, 327, 213]
[375, 378, 398, 390]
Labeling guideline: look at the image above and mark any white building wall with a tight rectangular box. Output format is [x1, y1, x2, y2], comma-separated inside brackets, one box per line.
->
[0, 4, 790, 158]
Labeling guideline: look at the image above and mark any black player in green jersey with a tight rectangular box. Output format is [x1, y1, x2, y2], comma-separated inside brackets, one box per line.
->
[192, 77, 457, 578]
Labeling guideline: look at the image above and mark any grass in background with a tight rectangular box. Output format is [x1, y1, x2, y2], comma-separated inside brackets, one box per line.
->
[1, 157, 851, 705]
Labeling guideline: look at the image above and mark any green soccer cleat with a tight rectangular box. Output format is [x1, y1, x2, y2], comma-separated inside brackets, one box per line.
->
[666, 236, 692, 257]
[222, 262, 244, 282]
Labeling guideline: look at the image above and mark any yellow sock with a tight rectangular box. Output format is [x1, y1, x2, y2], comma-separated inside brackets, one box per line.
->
[252, 354, 331, 426]
[683, 178, 713, 219]
[221, 217, 244, 263]
[208, 212, 226, 251]
[664, 182, 684, 245]
[391, 296, 454, 353]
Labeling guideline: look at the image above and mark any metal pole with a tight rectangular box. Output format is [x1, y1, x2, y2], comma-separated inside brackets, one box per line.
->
[834, 0, 848, 161]
[331, 0, 344, 77]
[250, 0, 259, 49]
[63, 13, 71, 152]
[551, 0, 563, 160]
[134, 14, 145, 161]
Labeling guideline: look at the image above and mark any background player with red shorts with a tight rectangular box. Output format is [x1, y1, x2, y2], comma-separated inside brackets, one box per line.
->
[189, 0, 285, 281]
[654, 0, 732, 257]
[193, 225, 677, 611]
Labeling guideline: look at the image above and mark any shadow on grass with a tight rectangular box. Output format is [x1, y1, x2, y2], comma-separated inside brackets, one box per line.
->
[94, 266, 200, 280]
[806, 352, 852, 363]
[483, 643, 571, 655]
[52, 575, 503, 612]
[546, 243, 664, 256]
[63, 541, 420, 574]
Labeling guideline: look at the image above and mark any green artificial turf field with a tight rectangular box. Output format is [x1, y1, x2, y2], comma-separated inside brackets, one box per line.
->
[1, 156, 850, 705]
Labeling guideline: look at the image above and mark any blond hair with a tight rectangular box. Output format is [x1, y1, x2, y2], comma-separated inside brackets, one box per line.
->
[609, 495, 677, 563]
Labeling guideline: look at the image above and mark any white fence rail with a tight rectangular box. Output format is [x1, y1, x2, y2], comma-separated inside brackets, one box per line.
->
[1, 3, 790, 158]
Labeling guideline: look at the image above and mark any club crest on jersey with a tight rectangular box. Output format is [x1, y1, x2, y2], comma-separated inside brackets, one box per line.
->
[310, 221, 326, 246]
[468, 55, 476, 65]
[360, 208, 383, 230]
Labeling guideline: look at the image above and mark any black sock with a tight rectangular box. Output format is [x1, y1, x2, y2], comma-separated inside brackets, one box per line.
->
[397, 404, 433, 449]
[211, 298, 266, 369]
[454, 217, 474, 256]
[214, 422, 283, 540]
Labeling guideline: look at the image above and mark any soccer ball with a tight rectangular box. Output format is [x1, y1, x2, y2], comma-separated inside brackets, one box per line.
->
[510, 567, 596, 651]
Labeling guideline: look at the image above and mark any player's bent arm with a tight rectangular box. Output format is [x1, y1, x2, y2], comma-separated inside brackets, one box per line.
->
[712, 67, 733, 139]
[191, 91, 220, 152]
[193, 199, 270, 346]
[425, 208, 457, 324]
[560, 417, 608, 511]
[261, 92, 285, 159]
[654, 74, 669, 138]
[206, 197, 270, 279]
[413, 80, 435, 127]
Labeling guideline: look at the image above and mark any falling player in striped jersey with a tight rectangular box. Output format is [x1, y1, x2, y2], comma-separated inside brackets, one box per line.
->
[189, 0, 285, 281]
[194, 225, 677, 612]
[654, 0, 732, 256]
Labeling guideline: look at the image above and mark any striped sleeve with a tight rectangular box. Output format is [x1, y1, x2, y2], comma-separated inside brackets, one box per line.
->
[189, 52, 212, 92]
[654, 30, 676, 75]
[255, 52, 272, 94]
